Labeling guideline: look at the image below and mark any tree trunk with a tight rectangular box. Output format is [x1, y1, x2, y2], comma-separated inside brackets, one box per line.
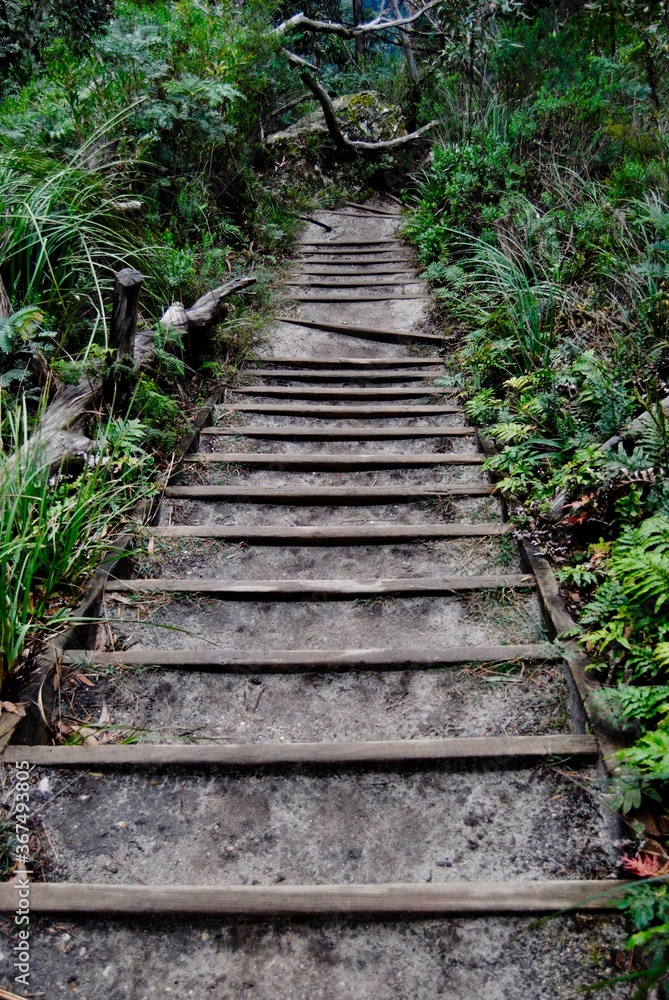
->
[353, 0, 364, 61]
[389, 0, 420, 130]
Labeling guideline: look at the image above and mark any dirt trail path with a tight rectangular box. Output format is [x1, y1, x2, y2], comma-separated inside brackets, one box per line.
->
[1, 204, 632, 999]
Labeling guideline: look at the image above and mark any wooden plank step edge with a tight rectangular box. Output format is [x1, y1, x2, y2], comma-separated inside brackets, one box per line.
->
[299, 239, 399, 246]
[104, 574, 535, 596]
[277, 316, 442, 345]
[185, 453, 484, 468]
[345, 201, 401, 217]
[3, 734, 600, 768]
[0, 881, 632, 915]
[295, 259, 413, 266]
[297, 269, 417, 276]
[291, 295, 430, 303]
[164, 484, 495, 501]
[232, 387, 451, 398]
[299, 249, 411, 256]
[286, 279, 423, 287]
[147, 522, 508, 541]
[200, 427, 475, 439]
[219, 405, 462, 417]
[249, 357, 443, 367]
[235, 369, 438, 380]
[62, 642, 560, 671]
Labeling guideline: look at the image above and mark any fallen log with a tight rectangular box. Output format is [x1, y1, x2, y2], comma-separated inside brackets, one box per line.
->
[11, 275, 254, 473]
[160, 276, 257, 337]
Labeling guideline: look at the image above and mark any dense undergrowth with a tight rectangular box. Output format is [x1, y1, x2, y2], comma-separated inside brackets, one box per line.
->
[400, 4, 669, 990]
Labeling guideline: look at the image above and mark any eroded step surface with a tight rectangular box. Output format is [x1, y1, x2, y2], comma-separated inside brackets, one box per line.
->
[22, 765, 614, 886]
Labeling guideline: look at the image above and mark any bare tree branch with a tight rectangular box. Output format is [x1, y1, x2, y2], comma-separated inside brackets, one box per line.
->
[292, 60, 437, 151]
[275, 1, 443, 39]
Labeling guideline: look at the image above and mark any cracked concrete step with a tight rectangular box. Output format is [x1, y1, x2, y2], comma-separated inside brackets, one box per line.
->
[0, 882, 631, 915]
[62, 642, 559, 672]
[105, 573, 535, 597]
[5, 734, 599, 768]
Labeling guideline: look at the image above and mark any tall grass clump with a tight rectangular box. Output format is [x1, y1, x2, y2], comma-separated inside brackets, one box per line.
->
[0, 134, 164, 346]
[0, 399, 154, 690]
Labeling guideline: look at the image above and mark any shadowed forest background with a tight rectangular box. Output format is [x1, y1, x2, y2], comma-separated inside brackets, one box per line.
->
[2, 0, 669, 988]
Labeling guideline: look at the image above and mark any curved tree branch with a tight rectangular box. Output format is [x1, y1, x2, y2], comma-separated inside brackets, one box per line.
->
[289, 58, 437, 151]
[276, 1, 442, 39]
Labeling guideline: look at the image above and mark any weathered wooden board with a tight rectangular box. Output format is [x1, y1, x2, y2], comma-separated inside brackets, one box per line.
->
[4, 734, 599, 768]
[291, 294, 429, 303]
[148, 522, 507, 542]
[295, 258, 413, 266]
[237, 369, 436, 381]
[249, 356, 442, 368]
[63, 642, 560, 673]
[105, 574, 535, 597]
[345, 202, 400, 217]
[165, 484, 495, 502]
[0, 881, 631, 915]
[185, 452, 484, 469]
[297, 267, 416, 275]
[297, 252, 413, 264]
[220, 404, 462, 417]
[288, 278, 422, 287]
[201, 426, 474, 439]
[277, 316, 442, 345]
[232, 386, 450, 399]
[299, 239, 398, 246]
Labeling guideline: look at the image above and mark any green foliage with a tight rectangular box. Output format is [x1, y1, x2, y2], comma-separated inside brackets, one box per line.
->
[579, 517, 669, 683]
[0, 399, 154, 686]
